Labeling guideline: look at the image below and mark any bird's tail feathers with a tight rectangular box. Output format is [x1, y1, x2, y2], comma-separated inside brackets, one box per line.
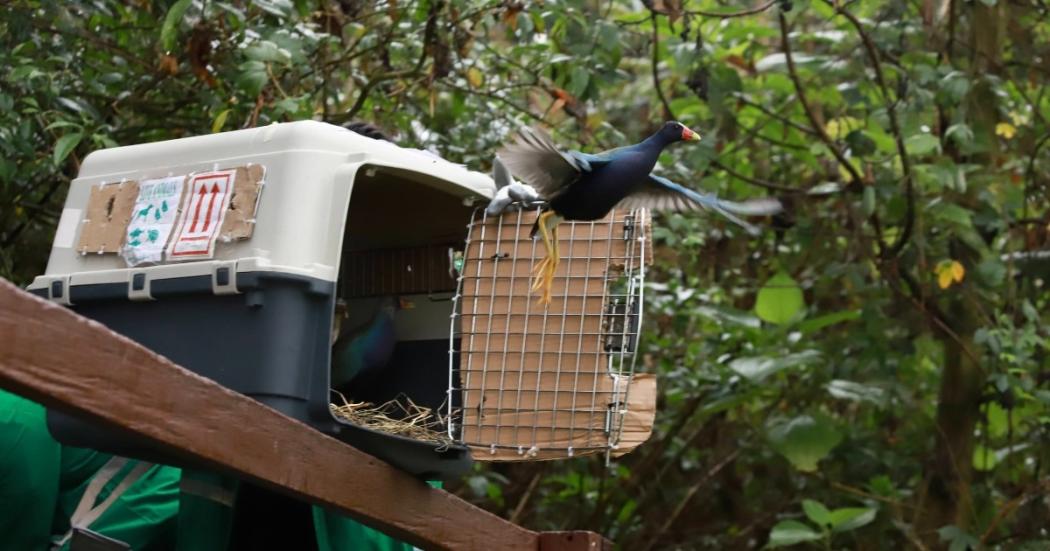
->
[679, 188, 780, 235]
[715, 197, 783, 217]
[708, 204, 761, 236]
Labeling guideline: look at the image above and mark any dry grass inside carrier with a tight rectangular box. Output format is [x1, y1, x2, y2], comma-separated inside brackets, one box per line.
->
[329, 392, 454, 447]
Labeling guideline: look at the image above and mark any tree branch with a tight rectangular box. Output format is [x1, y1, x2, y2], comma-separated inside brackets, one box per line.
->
[638, 449, 742, 551]
[734, 93, 818, 136]
[686, 0, 778, 18]
[650, 13, 676, 120]
[830, 2, 916, 258]
[777, 11, 864, 185]
[711, 159, 798, 192]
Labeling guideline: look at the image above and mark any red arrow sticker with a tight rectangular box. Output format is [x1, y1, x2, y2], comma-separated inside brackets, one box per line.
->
[189, 184, 208, 232]
[167, 170, 236, 260]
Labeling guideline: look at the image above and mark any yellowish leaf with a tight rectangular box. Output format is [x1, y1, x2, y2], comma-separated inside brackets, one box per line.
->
[995, 122, 1016, 139]
[466, 68, 483, 89]
[935, 259, 964, 289]
[938, 269, 953, 289]
[211, 109, 230, 134]
[825, 117, 861, 140]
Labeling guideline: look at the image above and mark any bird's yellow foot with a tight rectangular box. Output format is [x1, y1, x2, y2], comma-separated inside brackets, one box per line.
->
[530, 210, 563, 306]
[531, 255, 551, 283]
[530, 257, 551, 302]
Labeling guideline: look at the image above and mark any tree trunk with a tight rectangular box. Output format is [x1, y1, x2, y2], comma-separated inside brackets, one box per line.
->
[918, 300, 984, 542]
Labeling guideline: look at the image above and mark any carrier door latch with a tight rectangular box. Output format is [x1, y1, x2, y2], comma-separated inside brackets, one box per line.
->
[127, 272, 152, 301]
[212, 261, 238, 295]
[48, 276, 73, 306]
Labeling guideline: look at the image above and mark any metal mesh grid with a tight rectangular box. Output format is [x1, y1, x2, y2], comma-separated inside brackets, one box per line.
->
[447, 207, 649, 461]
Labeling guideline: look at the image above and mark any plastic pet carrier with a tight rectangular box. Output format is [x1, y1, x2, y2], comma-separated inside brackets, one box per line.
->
[27, 121, 491, 479]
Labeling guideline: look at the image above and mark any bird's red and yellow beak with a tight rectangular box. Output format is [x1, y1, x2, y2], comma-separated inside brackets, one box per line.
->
[681, 126, 702, 142]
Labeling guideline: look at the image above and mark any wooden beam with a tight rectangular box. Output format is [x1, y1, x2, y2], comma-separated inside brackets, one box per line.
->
[0, 278, 610, 550]
[538, 531, 613, 551]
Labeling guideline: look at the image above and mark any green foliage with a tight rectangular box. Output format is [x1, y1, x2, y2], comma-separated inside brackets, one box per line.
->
[767, 414, 843, 472]
[1, 0, 1048, 549]
[754, 271, 805, 325]
[769, 500, 877, 548]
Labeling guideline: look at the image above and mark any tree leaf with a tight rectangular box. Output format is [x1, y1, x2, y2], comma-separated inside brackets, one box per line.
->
[755, 271, 805, 325]
[466, 68, 484, 88]
[824, 117, 861, 140]
[802, 499, 832, 528]
[730, 350, 821, 382]
[945, 123, 974, 146]
[827, 380, 886, 405]
[828, 507, 877, 532]
[845, 130, 876, 157]
[768, 520, 823, 547]
[53, 132, 83, 165]
[938, 525, 980, 551]
[211, 109, 230, 134]
[905, 133, 941, 156]
[160, 0, 192, 53]
[798, 310, 860, 334]
[768, 414, 842, 472]
[236, 61, 268, 96]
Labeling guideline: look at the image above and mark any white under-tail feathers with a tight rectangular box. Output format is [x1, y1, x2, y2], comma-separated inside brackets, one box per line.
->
[485, 156, 540, 216]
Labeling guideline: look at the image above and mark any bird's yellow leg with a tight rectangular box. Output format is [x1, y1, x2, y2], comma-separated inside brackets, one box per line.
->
[531, 211, 557, 292]
[530, 212, 563, 305]
[541, 223, 561, 304]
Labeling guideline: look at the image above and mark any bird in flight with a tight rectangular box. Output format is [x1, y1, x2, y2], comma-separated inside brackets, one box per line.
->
[498, 121, 782, 304]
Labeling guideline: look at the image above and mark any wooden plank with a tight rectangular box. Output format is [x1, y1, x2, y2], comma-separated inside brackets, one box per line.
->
[0, 278, 538, 551]
[538, 531, 612, 551]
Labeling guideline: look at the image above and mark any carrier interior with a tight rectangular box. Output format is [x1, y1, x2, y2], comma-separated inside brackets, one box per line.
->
[332, 165, 478, 416]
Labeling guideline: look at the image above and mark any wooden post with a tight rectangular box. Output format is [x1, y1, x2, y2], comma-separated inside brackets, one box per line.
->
[0, 278, 611, 551]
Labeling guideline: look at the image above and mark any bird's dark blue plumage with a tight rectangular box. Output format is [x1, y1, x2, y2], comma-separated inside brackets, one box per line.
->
[331, 296, 399, 388]
[498, 121, 782, 303]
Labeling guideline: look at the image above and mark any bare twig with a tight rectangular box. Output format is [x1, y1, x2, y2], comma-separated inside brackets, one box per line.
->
[979, 481, 1050, 544]
[711, 159, 798, 192]
[650, 13, 676, 119]
[1022, 133, 1050, 222]
[777, 11, 864, 185]
[830, 2, 916, 258]
[509, 469, 544, 523]
[638, 449, 742, 551]
[734, 93, 819, 136]
[687, 0, 778, 18]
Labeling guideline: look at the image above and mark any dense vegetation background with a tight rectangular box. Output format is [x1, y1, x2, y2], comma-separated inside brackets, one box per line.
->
[2, 0, 1048, 548]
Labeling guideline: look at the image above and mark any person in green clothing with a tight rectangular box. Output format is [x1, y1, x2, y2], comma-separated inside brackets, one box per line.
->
[0, 388, 181, 550]
[2, 387, 434, 550]
[176, 471, 436, 551]
[0, 388, 61, 550]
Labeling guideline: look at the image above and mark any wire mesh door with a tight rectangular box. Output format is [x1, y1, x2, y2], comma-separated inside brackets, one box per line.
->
[448, 207, 655, 461]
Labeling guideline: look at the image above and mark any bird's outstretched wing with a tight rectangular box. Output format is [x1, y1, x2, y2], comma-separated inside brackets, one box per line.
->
[617, 174, 783, 235]
[498, 126, 614, 198]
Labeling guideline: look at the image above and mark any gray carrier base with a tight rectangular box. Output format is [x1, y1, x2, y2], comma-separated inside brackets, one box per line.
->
[28, 121, 492, 480]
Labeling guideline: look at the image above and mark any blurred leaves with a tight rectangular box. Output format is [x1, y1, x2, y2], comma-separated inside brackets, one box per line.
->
[754, 271, 805, 325]
[767, 414, 843, 472]
[1, 1, 1048, 549]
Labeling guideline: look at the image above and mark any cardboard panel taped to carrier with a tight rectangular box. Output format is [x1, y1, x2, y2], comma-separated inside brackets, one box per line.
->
[452, 208, 656, 461]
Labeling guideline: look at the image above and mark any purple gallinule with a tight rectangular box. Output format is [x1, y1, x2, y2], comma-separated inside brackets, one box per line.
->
[498, 121, 782, 304]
